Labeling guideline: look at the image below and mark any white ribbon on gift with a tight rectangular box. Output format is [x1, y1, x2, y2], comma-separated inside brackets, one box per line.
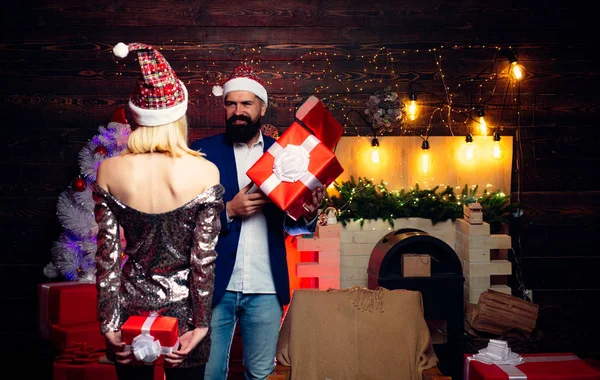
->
[464, 339, 580, 379]
[259, 134, 323, 196]
[125, 316, 180, 364]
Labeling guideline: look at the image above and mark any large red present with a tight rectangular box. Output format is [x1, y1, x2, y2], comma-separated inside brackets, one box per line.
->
[464, 353, 600, 379]
[247, 98, 344, 220]
[38, 281, 97, 340]
[121, 315, 180, 365]
[294, 96, 343, 152]
[50, 321, 106, 352]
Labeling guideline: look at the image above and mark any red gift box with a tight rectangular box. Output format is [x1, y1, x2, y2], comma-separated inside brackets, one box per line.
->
[294, 96, 343, 152]
[38, 281, 97, 340]
[50, 321, 106, 352]
[121, 315, 180, 365]
[247, 121, 344, 221]
[464, 353, 600, 379]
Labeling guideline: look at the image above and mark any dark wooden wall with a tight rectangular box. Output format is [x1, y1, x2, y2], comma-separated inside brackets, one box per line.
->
[2, 0, 599, 377]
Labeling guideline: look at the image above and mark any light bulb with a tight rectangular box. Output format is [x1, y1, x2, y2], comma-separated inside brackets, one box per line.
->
[407, 92, 418, 121]
[492, 132, 502, 159]
[492, 142, 502, 159]
[421, 140, 430, 175]
[464, 133, 476, 161]
[510, 62, 525, 80]
[478, 116, 487, 135]
[371, 148, 380, 164]
[370, 137, 380, 164]
[476, 107, 487, 135]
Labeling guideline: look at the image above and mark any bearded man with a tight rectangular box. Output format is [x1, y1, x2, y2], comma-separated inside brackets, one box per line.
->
[190, 64, 323, 380]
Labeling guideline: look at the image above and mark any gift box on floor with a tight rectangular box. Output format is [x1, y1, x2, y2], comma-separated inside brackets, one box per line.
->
[53, 342, 165, 380]
[50, 321, 106, 352]
[464, 353, 600, 379]
[122, 315, 180, 365]
[38, 281, 97, 340]
[247, 98, 344, 221]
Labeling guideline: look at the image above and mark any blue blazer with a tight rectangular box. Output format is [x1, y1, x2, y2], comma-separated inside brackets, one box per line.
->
[191, 133, 313, 307]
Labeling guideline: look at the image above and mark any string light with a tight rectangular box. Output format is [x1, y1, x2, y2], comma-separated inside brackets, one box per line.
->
[476, 106, 488, 135]
[492, 132, 503, 159]
[407, 91, 418, 121]
[464, 133, 476, 161]
[370, 136, 381, 164]
[421, 139, 430, 175]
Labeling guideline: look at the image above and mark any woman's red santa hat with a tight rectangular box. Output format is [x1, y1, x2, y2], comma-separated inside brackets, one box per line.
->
[212, 64, 268, 108]
[113, 42, 188, 126]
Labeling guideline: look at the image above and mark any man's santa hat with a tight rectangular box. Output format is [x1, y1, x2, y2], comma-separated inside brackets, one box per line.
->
[113, 42, 188, 126]
[212, 64, 268, 108]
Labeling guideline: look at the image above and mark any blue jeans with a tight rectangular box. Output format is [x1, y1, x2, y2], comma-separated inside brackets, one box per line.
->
[205, 291, 283, 380]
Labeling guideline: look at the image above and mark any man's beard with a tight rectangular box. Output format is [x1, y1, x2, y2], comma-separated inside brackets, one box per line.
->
[225, 115, 261, 144]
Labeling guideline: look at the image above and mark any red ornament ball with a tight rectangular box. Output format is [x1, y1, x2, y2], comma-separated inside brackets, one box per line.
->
[94, 146, 108, 156]
[72, 177, 87, 192]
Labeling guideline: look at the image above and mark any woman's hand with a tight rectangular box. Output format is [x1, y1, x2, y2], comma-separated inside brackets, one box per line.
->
[165, 327, 209, 367]
[104, 330, 133, 365]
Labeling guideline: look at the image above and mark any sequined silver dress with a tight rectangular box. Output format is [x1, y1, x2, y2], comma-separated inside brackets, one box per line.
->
[92, 182, 224, 367]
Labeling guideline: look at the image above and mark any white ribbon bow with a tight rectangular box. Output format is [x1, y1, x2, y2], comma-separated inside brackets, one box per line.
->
[132, 333, 162, 363]
[259, 134, 323, 196]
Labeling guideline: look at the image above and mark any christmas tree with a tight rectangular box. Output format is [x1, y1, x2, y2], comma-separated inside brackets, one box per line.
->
[44, 107, 131, 282]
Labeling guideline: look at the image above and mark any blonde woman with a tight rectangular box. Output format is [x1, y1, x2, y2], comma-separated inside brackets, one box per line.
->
[93, 42, 222, 380]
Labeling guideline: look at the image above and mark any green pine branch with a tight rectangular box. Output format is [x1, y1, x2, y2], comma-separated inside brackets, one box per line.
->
[324, 177, 519, 233]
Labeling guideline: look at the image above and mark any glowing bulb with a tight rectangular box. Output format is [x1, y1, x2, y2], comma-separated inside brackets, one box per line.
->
[492, 142, 502, 159]
[464, 133, 476, 161]
[478, 116, 487, 135]
[407, 92, 418, 121]
[492, 132, 503, 159]
[510, 62, 525, 80]
[465, 144, 475, 161]
[476, 107, 487, 135]
[370, 137, 380, 164]
[421, 140, 430, 174]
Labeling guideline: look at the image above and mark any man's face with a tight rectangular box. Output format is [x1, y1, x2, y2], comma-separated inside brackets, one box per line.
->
[224, 91, 266, 143]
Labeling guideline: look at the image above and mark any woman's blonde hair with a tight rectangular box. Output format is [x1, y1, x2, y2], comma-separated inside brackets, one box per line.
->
[122, 116, 203, 157]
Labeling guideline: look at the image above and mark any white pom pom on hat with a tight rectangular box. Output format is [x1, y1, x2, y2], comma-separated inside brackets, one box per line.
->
[113, 42, 129, 58]
[212, 85, 224, 97]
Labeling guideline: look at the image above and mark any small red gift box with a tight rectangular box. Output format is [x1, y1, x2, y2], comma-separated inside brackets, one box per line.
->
[464, 353, 600, 379]
[247, 121, 344, 221]
[38, 281, 97, 340]
[121, 315, 180, 365]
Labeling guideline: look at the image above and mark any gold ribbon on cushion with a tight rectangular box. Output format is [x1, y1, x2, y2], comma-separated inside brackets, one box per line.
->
[259, 134, 323, 196]
[465, 354, 580, 379]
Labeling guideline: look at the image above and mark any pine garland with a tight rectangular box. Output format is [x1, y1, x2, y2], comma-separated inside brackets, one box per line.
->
[325, 177, 519, 233]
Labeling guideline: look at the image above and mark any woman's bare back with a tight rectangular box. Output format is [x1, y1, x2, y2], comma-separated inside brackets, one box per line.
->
[96, 151, 219, 214]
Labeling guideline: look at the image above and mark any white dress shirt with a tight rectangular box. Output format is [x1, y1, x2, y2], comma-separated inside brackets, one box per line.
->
[226, 132, 277, 294]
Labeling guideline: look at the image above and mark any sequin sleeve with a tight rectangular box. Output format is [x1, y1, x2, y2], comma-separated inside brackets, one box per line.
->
[190, 187, 224, 328]
[92, 186, 123, 335]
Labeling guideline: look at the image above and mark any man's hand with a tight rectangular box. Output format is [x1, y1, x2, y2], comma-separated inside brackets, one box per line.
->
[104, 330, 133, 365]
[226, 182, 271, 219]
[302, 187, 324, 221]
[165, 327, 209, 367]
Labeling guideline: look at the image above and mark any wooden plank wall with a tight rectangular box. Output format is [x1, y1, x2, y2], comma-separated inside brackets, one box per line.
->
[2, 0, 599, 376]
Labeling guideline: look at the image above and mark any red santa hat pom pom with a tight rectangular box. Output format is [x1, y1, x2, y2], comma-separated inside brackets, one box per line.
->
[212, 85, 224, 97]
[113, 42, 129, 58]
